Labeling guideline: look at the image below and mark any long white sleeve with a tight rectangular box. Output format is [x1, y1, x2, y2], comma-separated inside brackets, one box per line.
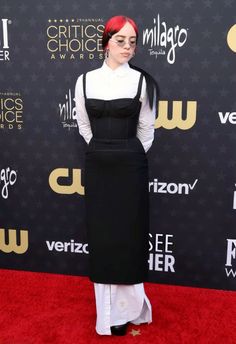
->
[74, 74, 93, 144]
[136, 78, 156, 153]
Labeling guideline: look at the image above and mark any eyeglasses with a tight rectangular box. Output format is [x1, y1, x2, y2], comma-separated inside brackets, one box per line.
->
[109, 38, 137, 48]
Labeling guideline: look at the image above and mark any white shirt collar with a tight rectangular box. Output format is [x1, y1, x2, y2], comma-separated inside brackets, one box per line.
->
[101, 60, 130, 77]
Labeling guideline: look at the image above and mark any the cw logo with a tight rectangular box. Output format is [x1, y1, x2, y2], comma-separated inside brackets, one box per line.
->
[49, 168, 84, 195]
[155, 100, 197, 130]
[0, 228, 28, 254]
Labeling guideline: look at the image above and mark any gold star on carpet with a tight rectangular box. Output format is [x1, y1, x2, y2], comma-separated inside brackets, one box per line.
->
[130, 329, 141, 336]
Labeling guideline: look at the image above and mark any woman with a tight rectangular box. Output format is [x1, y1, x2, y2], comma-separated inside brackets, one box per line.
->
[75, 15, 158, 336]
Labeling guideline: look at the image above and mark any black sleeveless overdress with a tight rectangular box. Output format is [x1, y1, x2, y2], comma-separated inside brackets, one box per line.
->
[83, 72, 149, 284]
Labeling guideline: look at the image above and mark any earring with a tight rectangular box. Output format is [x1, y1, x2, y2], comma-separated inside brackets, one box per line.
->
[105, 49, 109, 58]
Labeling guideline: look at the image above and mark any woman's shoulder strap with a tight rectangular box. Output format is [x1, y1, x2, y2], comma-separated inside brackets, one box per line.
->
[82, 73, 87, 99]
[136, 73, 144, 99]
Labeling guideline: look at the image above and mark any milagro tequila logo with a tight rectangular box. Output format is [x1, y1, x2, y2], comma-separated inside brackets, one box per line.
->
[143, 14, 188, 64]
[0, 167, 17, 199]
[59, 89, 77, 130]
[0, 18, 11, 61]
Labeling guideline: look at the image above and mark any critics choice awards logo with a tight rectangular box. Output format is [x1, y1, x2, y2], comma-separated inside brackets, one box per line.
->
[142, 14, 188, 64]
[0, 92, 24, 130]
[0, 18, 11, 62]
[46, 18, 104, 60]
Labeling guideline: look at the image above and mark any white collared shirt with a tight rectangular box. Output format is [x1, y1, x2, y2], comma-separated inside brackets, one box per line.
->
[74, 60, 156, 152]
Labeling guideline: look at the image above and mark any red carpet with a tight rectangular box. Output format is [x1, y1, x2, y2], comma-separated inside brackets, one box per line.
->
[0, 269, 235, 344]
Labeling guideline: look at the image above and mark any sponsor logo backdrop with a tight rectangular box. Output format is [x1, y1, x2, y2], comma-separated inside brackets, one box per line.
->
[0, 0, 236, 291]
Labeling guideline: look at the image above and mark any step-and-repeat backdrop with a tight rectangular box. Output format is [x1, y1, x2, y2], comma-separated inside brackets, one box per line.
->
[0, 0, 236, 291]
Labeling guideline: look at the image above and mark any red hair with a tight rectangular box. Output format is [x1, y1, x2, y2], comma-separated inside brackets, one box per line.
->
[102, 15, 139, 50]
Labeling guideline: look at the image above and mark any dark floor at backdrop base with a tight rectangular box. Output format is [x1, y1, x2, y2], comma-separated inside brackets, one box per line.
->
[0, 269, 235, 344]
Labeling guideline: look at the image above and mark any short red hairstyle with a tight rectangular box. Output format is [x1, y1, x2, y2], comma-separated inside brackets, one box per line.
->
[102, 15, 139, 50]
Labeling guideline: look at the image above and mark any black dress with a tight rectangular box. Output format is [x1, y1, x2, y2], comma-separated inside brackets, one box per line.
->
[83, 72, 149, 284]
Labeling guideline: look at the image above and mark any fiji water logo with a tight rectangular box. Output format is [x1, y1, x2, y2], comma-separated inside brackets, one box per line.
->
[142, 14, 188, 64]
[58, 89, 77, 130]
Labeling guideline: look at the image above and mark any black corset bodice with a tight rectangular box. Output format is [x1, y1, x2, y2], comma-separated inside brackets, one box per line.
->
[83, 73, 144, 140]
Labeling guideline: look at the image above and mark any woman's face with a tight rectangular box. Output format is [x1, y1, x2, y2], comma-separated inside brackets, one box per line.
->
[106, 22, 137, 69]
